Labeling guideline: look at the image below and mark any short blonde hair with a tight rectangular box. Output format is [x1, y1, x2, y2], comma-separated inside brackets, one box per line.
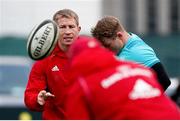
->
[53, 9, 79, 26]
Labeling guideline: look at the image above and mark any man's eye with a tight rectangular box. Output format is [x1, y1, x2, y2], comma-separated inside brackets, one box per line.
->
[59, 26, 65, 29]
[69, 25, 75, 28]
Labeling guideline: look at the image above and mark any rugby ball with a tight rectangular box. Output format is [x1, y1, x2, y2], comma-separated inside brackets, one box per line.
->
[27, 19, 59, 60]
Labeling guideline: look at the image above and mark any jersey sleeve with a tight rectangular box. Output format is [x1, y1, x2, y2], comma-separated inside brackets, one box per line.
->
[151, 62, 171, 90]
[24, 60, 47, 111]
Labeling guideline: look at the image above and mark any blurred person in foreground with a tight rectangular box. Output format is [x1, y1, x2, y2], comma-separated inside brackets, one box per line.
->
[91, 16, 170, 91]
[64, 35, 180, 120]
[24, 9, 81, 119]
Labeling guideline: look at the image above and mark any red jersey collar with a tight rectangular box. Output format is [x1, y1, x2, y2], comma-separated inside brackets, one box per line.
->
[51, 44, 67, 58]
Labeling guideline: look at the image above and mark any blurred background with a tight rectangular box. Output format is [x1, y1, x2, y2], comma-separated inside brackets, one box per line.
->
[0, 0, 180, 119]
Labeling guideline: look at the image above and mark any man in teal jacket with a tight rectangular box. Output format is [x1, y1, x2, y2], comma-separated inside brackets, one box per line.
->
[91, 16, 170, 90]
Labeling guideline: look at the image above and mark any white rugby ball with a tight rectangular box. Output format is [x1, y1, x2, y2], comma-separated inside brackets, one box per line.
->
[27, 19, 59, 60]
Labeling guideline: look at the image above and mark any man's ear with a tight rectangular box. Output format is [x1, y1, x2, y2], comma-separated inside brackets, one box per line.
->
[117, 31, 123, 38]
[78, 26, 81, 32]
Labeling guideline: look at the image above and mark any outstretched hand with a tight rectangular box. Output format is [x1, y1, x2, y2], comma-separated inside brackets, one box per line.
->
[37, 90, 55, 106]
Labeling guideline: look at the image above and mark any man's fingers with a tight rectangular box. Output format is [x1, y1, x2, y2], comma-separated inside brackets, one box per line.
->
[39, 90, 46, 97]
[37, 90, 47, 106]
[45, 92, 55, 97]
[37, 90, 55, 106]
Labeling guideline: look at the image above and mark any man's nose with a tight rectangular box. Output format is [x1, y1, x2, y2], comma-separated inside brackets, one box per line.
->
[64, 28, 72, 34]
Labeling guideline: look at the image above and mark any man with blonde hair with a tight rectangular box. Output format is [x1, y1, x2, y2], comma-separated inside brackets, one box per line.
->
[24, 9, 81, 119]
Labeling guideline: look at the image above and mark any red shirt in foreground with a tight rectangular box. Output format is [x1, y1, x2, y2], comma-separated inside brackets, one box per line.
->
[65, 36, 180, 120]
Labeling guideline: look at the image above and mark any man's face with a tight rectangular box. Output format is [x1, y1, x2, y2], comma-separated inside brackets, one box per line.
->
[100, 36, 124, 54]
[56, 17, 81, 51]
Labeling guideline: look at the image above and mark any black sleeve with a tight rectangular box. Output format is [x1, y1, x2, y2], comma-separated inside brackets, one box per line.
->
[151, 62, 171, 91]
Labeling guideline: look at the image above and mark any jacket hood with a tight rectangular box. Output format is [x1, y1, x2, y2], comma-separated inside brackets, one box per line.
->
[67, 35, 120, 80]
